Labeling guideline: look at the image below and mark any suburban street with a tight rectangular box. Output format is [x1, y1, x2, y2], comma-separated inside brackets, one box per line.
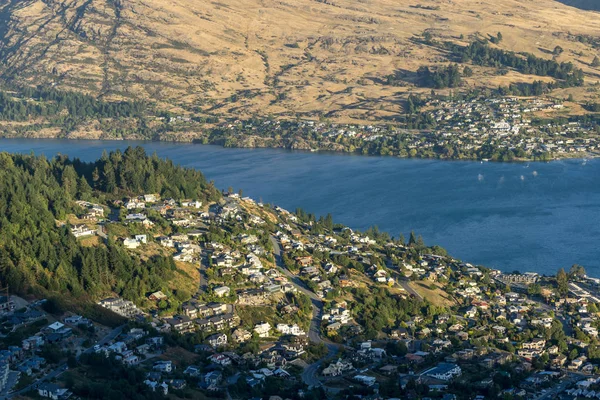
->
[4, 324, 126, 399]
[533, 373, 580, 400]
[270, 236, 342, 389]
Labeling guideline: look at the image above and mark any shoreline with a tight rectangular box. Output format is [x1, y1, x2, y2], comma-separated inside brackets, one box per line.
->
[0, 138, 597, 274]
[0, 134, 597, 163]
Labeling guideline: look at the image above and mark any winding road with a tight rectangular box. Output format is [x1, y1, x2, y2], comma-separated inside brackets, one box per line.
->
[269, 236, 340, 389]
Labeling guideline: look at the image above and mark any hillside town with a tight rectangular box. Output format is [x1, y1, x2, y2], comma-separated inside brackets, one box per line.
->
[188, 95, 600, 162]
[3, 190, 600, 400]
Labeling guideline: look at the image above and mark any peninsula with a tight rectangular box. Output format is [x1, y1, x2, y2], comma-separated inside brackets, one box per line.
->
[0, 148, 599, 399]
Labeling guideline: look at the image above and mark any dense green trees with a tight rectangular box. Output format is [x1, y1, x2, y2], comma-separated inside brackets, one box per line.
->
[0, 87, 146, 121]
[556, 268, 569, 297]
[350, 286, 435, 338]
[0, 147, 220, 303]
[448, 41, 584, 86]
[417, 65, 462, 89]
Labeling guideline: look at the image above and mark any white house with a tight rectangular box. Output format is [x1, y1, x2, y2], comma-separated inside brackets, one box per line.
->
[276, 324, 306, 336]
[254, 322, 271, 338]
[213, 286, 230, 298]
[422, 363, 462, 381]
[37, 383, 71, 400]
[153, 360, 173, 373]
[207, 333, 227, 348]
[123, 238, 140, 249]
[71, 224, 95, 238]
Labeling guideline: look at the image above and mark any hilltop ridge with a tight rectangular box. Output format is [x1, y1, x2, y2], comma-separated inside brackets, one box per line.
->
[0, 0, 599, 125]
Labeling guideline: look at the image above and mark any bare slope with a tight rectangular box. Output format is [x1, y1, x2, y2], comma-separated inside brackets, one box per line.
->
[0, 0, 599, 123]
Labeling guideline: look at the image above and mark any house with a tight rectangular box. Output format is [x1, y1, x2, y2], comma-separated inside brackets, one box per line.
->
[135, 234, 147, 243]
[422, 363, 462, 381]
[254, 322, 271, 338]
[71, 224, 95, 238]
[144, 380, 168, 395]
[354, 375, 377, 386]
[63, 315, 90, 326]
[522, 339, 546, 351]
[22, 336, 44, 351]
[322, 358, 353, 376]
[276, 324, 306, 336]
[199, 371, 222, 391]
[213, 286, 231, 298]
[147, 336, 164, 348]
[464, 306, 477, 318]
[125, 213, 153, 227]
[123, 355, 140, 366]
[232, 328, 252, 343]
[167, 316, 194, 333]
[327, 322, 342, 332]
[125, 199, 146, 209]
[123, 238, 141, 249]
[207, 333, 228, 348]
[208, 354, 232, 366]
[153, 360, 173, 373]
[143, 194, 159, 203]
[157, 236, 175, 248]
[166, 379, 187, 390]
[0, 296, 15, 315]
[296, 256, 313, 267]
[45, 322, 65, 333]
[38, 383, 72, 400]
[184, 366, 201, 377]
[148, 291, 167, 302]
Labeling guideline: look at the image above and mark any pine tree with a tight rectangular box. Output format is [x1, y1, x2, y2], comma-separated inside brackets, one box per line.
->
[556, 268, 569, 297]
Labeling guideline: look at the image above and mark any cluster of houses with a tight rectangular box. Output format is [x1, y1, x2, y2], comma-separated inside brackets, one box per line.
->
[98, 297, 144, 319]
[212, 95, 600, 161]
[0, 309, 96, 395]
[33, 190, 600, 399]
[425, 96, 599, 156]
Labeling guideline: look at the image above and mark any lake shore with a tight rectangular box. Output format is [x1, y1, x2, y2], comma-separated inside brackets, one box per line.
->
[1, 132, 598, 163]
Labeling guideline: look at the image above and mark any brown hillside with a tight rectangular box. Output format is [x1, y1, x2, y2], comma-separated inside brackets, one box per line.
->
[0, 0, 599, 123]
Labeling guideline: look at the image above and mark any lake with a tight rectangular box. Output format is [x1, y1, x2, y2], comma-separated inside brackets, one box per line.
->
[1, 138, 599, 276]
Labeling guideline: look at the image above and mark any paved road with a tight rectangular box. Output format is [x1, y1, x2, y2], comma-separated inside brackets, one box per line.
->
[4, 324, 125, 399]
[533, 373, 580, 400]
[197, 259, 208, 296]
[398, 280, 423, 300]
[270, 236, 325, 343]
[269, 236, 341, 390]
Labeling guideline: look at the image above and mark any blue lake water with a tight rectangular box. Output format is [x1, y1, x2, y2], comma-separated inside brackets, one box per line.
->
[1, 138, 599, 276]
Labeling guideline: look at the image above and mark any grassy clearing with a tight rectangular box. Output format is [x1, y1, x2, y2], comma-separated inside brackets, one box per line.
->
[409, 281, 456, 308]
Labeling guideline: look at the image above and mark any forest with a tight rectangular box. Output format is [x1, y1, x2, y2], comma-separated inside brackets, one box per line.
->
[0, 147, 220, 304]
[0, 87, 147, 121]
[416, 65, 463, 89]
[446, 41, 585, 87]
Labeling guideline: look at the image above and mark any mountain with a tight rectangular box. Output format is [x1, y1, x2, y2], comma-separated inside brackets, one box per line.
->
[0, 0, 599, 127]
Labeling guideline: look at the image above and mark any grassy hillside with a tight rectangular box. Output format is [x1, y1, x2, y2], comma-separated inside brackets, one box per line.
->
[0, 0, 599, 128]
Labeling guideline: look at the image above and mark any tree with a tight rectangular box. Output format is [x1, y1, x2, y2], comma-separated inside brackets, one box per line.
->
[592, 56, 600, 68]
[527, 283, 542, 296]
[497, 32, 503, 42]
[463, 66, 474, 77]
[569, 264, 586, 279]
[556, 268, 569, 297]
[408, 231, 418, 246]
[553, 46, 564, 56]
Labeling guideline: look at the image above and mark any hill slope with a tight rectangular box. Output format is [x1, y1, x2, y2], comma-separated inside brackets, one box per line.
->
[0, 0, 599, 124]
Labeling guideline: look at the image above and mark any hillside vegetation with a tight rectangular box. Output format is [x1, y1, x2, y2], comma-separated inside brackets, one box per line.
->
[0, 148, 220, 302]
[0, 0, 599, 135]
